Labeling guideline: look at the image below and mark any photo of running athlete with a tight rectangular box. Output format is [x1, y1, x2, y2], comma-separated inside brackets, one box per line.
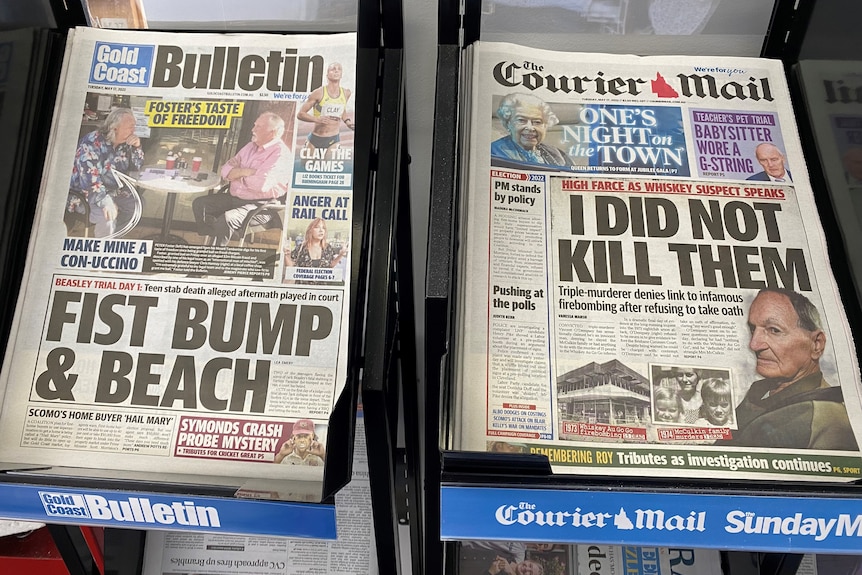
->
[296, 61, 354, 157]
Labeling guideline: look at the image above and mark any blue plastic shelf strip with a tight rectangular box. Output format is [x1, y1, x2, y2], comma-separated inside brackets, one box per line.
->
[441, 485, 862, 554]
[0, 482, 337, 538]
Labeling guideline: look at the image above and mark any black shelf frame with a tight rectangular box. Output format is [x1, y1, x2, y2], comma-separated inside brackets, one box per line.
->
[423, 1, 862, 574]
[356, 0, 423, 574]
[9, 1, 362, 510]
[0, 1, 420, 573]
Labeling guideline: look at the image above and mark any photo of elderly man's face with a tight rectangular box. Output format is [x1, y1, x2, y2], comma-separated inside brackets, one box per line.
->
[747, 291, 824, 381]
[507, 104, 547, 151]
[755, 143, 787, 179]
[111, 114, 137, 146]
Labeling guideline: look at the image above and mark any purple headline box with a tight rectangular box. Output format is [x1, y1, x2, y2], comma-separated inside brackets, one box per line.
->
[691, 111, 776, 126]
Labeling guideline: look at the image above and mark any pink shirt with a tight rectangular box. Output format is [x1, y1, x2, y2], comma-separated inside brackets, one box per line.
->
[220, 138, 291, 200]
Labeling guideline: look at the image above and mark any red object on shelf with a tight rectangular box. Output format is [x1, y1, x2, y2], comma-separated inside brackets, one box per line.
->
[0, 527, 70, 574]
[80, 526, 104, 574]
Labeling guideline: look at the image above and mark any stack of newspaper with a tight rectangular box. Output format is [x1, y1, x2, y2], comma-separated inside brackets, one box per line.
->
[453, 41, 862, 481]
[0, 27, 357, 486]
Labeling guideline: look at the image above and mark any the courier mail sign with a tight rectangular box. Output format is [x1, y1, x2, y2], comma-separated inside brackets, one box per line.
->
[441, 487, 862, 552]
[89, 42, 154, 86]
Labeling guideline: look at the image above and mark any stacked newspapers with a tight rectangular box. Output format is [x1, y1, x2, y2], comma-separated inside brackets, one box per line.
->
[453, 41, 862, 481]
[0, 27, 357, 485]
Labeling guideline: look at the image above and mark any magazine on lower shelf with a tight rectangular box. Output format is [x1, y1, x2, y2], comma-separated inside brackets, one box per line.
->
[0, 27, 357, 483]
[453, 41, 862, 481]
[458, 543, 862, 575]
[457, 543, 720, 575]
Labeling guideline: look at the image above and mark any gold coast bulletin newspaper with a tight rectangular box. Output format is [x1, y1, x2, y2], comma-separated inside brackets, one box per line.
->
[0, 27, 357, 481]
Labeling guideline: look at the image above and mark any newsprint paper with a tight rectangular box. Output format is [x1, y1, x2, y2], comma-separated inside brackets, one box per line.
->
[457, 543, 721, 575]
[0, 27, 357, 481]
[142, 411, 376, 575]
[454, 41, 862, 481]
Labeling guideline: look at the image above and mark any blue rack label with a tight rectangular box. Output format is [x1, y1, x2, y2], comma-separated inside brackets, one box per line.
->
[0, 484, 336, 538]
[40, 490, 219, 526]
[440, 486, 862, 553]
[89, 42, 154, 85]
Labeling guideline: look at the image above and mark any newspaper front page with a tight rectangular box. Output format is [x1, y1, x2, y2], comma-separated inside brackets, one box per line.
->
[142, 410, 376, 575]
[458, 543, 722, 575]
[455, 41, 862, 481]
[0, 27, 357, 480]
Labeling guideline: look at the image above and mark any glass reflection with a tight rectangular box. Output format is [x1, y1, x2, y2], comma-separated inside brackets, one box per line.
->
[82, 0, 357, 32]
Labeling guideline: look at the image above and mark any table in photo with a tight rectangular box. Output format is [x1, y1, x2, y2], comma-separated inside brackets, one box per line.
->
[133, 167, 220, 243]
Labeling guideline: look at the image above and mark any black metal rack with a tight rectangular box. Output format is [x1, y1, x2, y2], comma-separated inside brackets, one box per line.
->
[356, 0, 423, 574]
[423, 1, 862, 574]
[0, 0, 419, 572]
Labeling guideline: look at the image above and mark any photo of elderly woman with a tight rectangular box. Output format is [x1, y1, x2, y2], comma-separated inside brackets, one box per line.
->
[491, 93, 574, 170]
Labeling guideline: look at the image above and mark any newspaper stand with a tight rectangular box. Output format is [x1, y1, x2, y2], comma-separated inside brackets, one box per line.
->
[425, 0, 862, 574]
[354, 0, 423, 574]
[0, 0, 419, 572]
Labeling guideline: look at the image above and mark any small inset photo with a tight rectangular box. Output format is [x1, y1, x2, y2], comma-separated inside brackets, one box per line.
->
[649, 365, 735, 428]
[486, 440, 529, 454]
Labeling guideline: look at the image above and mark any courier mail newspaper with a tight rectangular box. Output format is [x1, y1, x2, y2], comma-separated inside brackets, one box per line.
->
[0, 27, 356, 481]
[454, 41, 862, 482]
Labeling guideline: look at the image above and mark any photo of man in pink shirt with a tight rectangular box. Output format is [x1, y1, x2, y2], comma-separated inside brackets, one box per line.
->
[192, 111, 291, 246]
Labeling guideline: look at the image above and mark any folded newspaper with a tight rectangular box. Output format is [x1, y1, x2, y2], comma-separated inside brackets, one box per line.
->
[0, 27, 357, 481]
[454, 41, 862, 481]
